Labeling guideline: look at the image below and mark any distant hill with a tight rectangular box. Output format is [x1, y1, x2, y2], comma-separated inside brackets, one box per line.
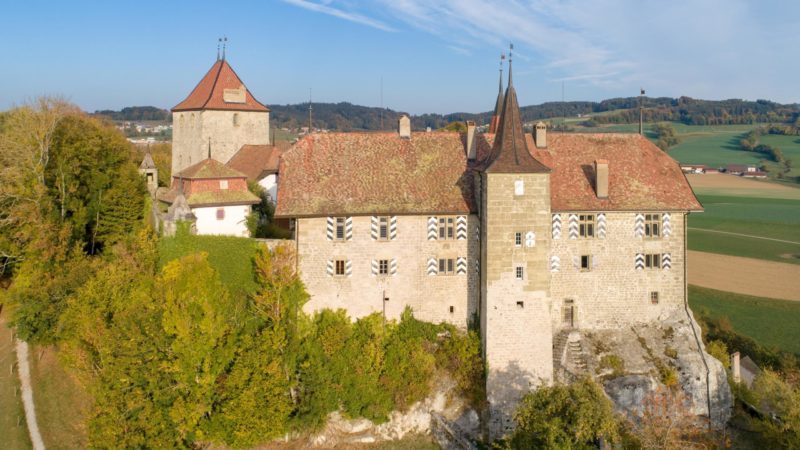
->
[95, 97, 800, 130]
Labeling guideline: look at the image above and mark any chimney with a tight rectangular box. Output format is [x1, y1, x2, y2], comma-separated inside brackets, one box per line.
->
[595, 159, 609, 198]
[466, 121, 477, 160]
[731, 352, 741, 383]
[398, 114, 411, 139]
[534, 121, 547, 148]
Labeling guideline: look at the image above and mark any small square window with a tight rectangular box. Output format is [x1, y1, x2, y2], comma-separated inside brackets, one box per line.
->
[516, 301, 524, 308]
[645, 254, 661, 269]
[438, 258, 455, 275]
[645, 214, 661, 238]
[650, 291, 659, 304]
[439, 217, 455, 240]
[514, 232, 522, 247]
[580, 255, 592, 271]
[335, 260, 346, 275]
[379, 259, 389, 275]
[219, 180, 229, 190]
[515, 266, 524, 279]
[579, 214, 595, 238]
[378, 216, 389, 240]
[216, 208, 225, 220]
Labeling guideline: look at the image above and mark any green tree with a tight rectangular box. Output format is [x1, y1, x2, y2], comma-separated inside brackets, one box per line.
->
[505, 377, 622, 449]
[652, 122, 680, 151]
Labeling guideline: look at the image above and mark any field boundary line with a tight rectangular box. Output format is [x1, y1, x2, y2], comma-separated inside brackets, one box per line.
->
[689, 227, 800, 245]
[16, 339, 45, 450]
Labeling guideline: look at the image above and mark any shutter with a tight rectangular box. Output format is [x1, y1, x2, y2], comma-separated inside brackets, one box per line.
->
[427, 217, 438, 240]
[456, 257, 467, 274]
[326, 217, 334, 241]
[370, 216, 379, 240]
[427, 257, 438, 276]
[552, 214, 562, 239]
[662, 213, 672, 237]
[390, 258, 398, 276]
[597, 213, 607, 238]
[662, 253, 672, 270]
[456, 216, 468, 240]
[345, 260, 352, 276]
[525, 231, 535, 247]
[345, 217, 353, 241]
[635, 253, 645, 270]
[568, 214, 579, 239]
[550, 255, 560, 272]
[371, 259, 379, 276]
[634, 214, 645, 237]
[390, 216, 398, 240]
[326, 260, 334, 276]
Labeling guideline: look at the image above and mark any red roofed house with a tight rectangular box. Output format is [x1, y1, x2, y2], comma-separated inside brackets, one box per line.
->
[274, 60, 729, 437]
[158, 156, 259, 236]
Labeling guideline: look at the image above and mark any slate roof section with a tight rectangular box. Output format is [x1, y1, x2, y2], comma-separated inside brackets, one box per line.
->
[531, 133, 703, 212]
[275, 132, 492, 218]
[172, 59, 270, 112]
[226, 144, 283, 181]
[175, 158, 248, 180]
[139, 152, 156, 170]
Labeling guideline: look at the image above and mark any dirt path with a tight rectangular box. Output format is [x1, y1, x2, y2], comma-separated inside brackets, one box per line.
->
[688, 250, 800, 301]
[15, 339, 45, 450]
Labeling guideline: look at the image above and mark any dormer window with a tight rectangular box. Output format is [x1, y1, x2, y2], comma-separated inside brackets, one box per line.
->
[514, 180, 524, 196]
[219, 180, 229, 190]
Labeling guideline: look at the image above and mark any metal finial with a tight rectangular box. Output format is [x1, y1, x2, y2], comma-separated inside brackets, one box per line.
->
[208, 137, 212, 159]
[217, 38, 221, 61]
[222, 36, 227, 60]
[508, 44, 514, 86]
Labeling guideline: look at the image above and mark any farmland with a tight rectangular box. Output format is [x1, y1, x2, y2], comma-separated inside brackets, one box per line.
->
[689, 286, 800, 355]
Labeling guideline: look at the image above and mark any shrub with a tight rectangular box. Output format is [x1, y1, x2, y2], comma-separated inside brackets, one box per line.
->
[706, 340, 730, 370]
[599, 354, 625, 378]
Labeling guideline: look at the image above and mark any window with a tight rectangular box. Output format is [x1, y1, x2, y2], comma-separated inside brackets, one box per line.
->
[219, 180, 229, 190]
[216, 208, 225, 220]
[233, 113, 239, 126]
[645, 254, 661, 269]
[563, 299, 575, 327]
[378, 259, 389, 275]
[439, 217, 455, 240]
[514, 232, 522, 247]
[580, 255, 592, 271]
[335, 217, 346, 240]
[438, 258, 455, 275]
[514, 179, 524, 196]
[335, 260, 346, 276]
[515, 266, 524, 279]
[378, 216, 389, 240]
[645, 214, 661, 238]
[650, 291, 659, 304]
[579, 214, 595, 238]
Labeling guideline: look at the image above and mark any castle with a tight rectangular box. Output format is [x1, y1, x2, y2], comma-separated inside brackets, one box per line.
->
[163, 55, 726, 438]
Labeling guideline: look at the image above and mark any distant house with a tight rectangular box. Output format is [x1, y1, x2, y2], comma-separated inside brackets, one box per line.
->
[741, 171, 768, 179]
[726, 164, 757, 175]
[705, 167, 720, 174]
[158, 158, 260, 236]
[680, 164, 708, 174]
[226, 143, 286, 202]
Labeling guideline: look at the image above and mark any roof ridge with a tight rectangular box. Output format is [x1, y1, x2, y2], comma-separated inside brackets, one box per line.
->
[200, 60, 224, 109]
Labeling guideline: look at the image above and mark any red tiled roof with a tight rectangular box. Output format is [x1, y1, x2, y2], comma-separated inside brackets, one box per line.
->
[275, 132, 492, 218]
[158, 188, 260, 207]
[532, 133, 703, 212]
[172, 59, 270, 112]
[226, 144, 283, 181]
[175, 158, 248, 180]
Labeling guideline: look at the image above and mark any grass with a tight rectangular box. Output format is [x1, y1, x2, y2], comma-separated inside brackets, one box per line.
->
[158, 232, 260, 295]
[688, 194, 800, 264]
[689, 285, 800, 355]
[0, 315, 31, 450]
[757, 134, 800, 178]
[28, 345, 90, 450]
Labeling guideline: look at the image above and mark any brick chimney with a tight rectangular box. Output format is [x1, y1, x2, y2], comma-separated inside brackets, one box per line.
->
[595, 159, 609, 198]
[398, 114, 411, 139]
[466, 121, 477, 160]
[534, 121, 547, 148]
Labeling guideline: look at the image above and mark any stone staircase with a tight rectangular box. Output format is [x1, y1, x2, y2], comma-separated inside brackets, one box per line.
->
[553, 329, 589, 382]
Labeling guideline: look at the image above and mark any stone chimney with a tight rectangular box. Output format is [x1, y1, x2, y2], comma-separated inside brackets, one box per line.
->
[398, 114, 411, 139]
[466, 121, 477, 160]
[595, 159, 609, 198]
[534, 121, 547, 148]
[731, 352, 741, 383]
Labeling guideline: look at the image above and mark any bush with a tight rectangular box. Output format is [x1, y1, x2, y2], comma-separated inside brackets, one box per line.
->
[706, 340, 730, 370]
[599, 354, 625, 378]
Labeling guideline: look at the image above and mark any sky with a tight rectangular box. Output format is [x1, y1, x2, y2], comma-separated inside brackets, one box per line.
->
[1, 0, 799, 115]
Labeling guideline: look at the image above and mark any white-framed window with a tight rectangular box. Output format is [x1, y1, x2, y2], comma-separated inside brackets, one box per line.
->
[514, 179, 524, 196]
[378, 216, 390, 240]
[650, 291, 660, 304]
[515, 266, 524, 279]
[439, 217, 455, 240]
[580, 255, 592, 271]
[219, 180, 229, 189]
[335, 217, 346, 240]
[645, 254, 661, 269]
[514, 232, 522, 247]
[378, 259, 389, 275]
[562, 299, 575, 327]
[645, 214, 661, 238]
[438, 258, 455, 275]
[335, 260, 346, 276]
[579, 214, 595, 238]
[216, 208, 225, 220]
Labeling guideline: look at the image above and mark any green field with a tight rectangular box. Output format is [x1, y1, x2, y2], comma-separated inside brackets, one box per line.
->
[689, 285, 800, 355]
[0, 316, 31, 450]
[757, 134, 800, 178]
[158, 233, 261, 295]
[688, 194, 800, 264]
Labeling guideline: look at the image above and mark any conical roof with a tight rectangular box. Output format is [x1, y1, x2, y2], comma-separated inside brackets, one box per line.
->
[172, 59, 269, 112]
[483, 64, 550, 174]
[493, 69, 504, 117]
[139, 152, 156, 170]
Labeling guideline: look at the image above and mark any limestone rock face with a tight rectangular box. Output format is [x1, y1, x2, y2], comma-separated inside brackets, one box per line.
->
[558, 309, 732, 428]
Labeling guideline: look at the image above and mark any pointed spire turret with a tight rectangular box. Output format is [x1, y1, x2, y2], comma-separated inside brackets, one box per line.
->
[483, 44, 550, 174]
[489, 53, 506, 133]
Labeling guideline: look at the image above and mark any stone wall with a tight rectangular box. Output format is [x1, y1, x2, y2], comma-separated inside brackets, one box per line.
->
[172, 110, 269, 175]
[550, 212, 687, 331]
[480, 172, 554, 439]
[296, 215, 479, 327]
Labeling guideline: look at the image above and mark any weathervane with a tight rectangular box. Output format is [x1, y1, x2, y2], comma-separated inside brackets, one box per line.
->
[217, 38, 221, 61]
[222, 36, 228, 60]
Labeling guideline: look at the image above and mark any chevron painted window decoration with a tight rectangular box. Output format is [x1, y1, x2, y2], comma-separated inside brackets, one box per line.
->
[634, 213, 645, 237]
[327, 216, 353, 241]
[525, 231, 535, 247]
[371, 216, 398, 241]
[597, 213, 607, 238]
[371, 258, 397, 276]
[326, 259, 352, 277]
[427, 257, 438, 275]
[456, 216, 468, 240]
[552, 214, 562, 239]
[550, 255, 560, 272]
[662, 213, 672, 237]
[427, 216, 438, 240]
[635, 253, 645, 270]
[456, 257, 467, 274]
[568, 214, 579, 239]
[662, 253, 672, 269]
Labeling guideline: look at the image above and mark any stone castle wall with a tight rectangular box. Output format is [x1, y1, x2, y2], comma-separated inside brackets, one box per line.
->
[172, 110, 269, 175]
[480, 173, 554, 439]
[296, 215, 479, 327]
[549, 212, 687, 331]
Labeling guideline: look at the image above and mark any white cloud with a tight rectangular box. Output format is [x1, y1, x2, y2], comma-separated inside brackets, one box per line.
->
[279, 0, 396, 32]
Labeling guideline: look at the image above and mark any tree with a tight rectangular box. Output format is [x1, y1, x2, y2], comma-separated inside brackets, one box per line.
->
[751, 369, 800, 448]
[630, 386, 711, 450]
[505, 377, 622, 449]
[652, 122, 680, 151]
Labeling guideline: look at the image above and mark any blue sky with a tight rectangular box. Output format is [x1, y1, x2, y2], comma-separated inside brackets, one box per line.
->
[2, 0, 798, 114]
